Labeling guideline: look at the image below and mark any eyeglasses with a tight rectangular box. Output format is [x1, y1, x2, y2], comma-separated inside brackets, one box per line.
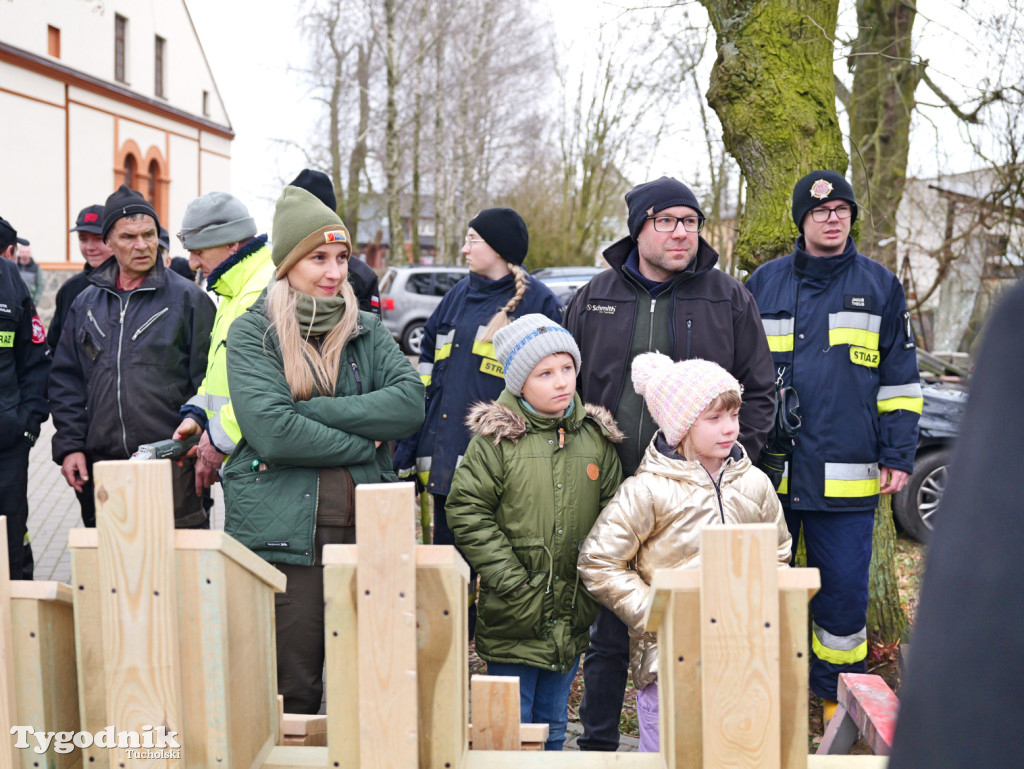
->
[809, 205, 852, 222]
[464, 235, 486, 247]
[646, 215, 705, 234]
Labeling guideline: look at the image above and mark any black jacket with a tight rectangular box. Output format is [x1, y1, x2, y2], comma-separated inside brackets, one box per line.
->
[0, 258, 50, 451]
[348, 258, 381, 317]
[48, 257, 215, 462]
[564, 235, 775, 472]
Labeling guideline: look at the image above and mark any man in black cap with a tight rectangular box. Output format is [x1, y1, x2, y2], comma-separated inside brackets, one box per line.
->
[0, 215, 51, 579]
[564, 176, 775, 751]
[47, 204, 114, 350]
[48, 185, 215, 528]
[746, 170, 921, 724]
[288, 169, 381, 316]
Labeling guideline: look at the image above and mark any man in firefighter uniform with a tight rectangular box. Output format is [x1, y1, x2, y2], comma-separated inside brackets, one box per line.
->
[745, 170, 921, 721]
[0, 215, 51, 579]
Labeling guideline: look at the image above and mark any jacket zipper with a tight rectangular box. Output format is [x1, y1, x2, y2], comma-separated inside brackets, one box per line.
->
[87, 309, 106, 338]
[704, 466, 726, 523]
[637, 298, 657, 451]
[347, 354, 362, 394]
[131, 307, 169, 340]
[685, 318, 693, 359]
[115, 293, 132, 456]
[310, 473, 320, 565]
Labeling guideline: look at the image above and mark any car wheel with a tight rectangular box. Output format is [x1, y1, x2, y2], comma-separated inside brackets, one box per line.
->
[893, 448, 950, 544]
[401, 322, 426, 356]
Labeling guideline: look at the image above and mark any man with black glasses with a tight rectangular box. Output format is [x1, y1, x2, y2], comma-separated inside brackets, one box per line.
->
[564, 176, 775, 751]
[745, 170, 921, 726]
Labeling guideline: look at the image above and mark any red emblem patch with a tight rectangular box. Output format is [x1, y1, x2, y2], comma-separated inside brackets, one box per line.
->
[31, 314, 46, 344]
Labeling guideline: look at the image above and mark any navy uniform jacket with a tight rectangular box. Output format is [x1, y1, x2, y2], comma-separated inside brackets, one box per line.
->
[396, 271, 561, 497]
[745, 237, 921, 512]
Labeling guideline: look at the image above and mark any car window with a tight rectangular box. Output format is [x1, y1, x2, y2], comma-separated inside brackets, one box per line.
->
[435, 272, 463, 295]
[379, 270, 396, 293]
[407, 274, 434, 295]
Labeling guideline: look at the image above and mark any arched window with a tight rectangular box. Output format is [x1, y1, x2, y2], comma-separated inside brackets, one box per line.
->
[148, 159, 159, 204]
[124, 154, 137, 189]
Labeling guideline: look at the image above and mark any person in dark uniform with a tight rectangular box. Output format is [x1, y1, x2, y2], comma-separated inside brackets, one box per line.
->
[47, 204, 113, 350]
[0, 215, 51, 579]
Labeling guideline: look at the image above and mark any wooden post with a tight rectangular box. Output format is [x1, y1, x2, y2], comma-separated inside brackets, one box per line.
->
[95, 459, 185, 767]
[355, 483, 418, 768]
[0, 517, 18, 769]
[470, 676, 521, 751]
[323, 544, 359, 769]
[700, 525, 781, 769]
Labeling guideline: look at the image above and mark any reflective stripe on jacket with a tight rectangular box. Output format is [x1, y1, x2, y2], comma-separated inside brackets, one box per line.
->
[745, 237, 921, 511]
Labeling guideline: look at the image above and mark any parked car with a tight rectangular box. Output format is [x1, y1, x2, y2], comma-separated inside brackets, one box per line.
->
[892, 350, 969, 543]
[379, 265, 468, 355]
[530, 266, 605, 280]
[536, 268, 607, 312]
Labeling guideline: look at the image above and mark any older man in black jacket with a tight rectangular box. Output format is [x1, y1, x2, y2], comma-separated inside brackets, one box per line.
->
[564, 176, 775, 751]
[48, 186, 215, 527]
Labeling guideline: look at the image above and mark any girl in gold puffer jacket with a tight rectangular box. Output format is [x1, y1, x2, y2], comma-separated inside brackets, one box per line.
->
[578, 353, 792, 752]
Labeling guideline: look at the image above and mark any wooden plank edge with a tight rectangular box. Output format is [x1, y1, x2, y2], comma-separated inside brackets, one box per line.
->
[69, 527, 287, 592]
[8, 580, 74, 604]
[282, 714, 328, 736]
[463, 753, 667, 767]
[259, 745, 328, 768]
[468, 722, 549, 744]
[323, 543, 470, 581]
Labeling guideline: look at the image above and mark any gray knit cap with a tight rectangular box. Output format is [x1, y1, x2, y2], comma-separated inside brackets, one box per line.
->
[177, 192, 257, 249]
[493, 314, 582, 397]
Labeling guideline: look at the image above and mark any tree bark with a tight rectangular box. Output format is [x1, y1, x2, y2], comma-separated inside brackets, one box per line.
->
[848, 0, 922, 272]
[384, 0, 404, 263]
[345, 42, 371, 246]
[867, 494, 908, 643]
[698, 0, 848, 271]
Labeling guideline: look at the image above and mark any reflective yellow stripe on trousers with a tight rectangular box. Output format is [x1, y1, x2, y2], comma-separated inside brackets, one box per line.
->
[812, 622, 868, 665]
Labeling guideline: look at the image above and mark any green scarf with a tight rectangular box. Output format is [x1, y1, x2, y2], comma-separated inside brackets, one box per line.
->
[293, 289, 347, 337]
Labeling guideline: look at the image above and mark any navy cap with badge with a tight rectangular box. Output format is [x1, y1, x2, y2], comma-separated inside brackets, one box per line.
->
[791, 170, 859, 232]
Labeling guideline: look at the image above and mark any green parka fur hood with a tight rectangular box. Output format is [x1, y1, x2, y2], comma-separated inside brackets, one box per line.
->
[446, 390, 624, 671]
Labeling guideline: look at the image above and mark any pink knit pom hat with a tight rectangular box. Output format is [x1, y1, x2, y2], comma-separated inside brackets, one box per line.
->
[631, 353, 743, 446]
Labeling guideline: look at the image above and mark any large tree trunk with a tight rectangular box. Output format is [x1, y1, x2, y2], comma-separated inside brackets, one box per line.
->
[345, 42, 371, 246]
[868, 495, 908, 643]
[848, 0, 922, 272]
[698, 0, 847, 271]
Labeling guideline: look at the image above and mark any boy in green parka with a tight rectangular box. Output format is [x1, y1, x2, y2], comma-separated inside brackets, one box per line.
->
[446, 314, 624, 750]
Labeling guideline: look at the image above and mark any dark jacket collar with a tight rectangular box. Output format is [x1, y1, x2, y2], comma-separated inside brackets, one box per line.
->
[792, 236, 858, 281]
[88, 253, 167, 291]
[466, 270, 515, 297]
[206, 234, 269, 293]
[603, 234, 720, 288]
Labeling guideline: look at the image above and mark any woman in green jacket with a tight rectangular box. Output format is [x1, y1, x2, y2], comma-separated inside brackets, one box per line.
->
[222, 185, 424, 714]
[446, 314, 624, 750]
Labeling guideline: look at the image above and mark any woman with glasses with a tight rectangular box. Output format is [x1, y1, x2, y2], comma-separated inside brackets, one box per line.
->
[394, 208, 561, 635]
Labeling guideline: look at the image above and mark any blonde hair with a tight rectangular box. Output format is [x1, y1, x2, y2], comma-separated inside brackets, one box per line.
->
[479, 263, 528, 342]
[679, 390, 744, 459]
[265, 276, 360, 401]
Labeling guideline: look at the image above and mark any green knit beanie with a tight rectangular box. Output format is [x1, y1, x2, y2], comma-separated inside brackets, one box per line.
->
[271, 186, 351, 278]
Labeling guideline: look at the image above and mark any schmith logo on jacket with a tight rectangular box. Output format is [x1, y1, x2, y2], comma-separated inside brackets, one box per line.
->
[586, 303, 616, 315]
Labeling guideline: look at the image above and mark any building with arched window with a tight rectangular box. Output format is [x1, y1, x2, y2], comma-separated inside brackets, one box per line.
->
[0, 0, 232, 307]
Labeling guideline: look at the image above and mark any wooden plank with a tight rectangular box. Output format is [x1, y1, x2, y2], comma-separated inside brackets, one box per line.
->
[324, 556, 358, 768]
[658, 589, 702, 769]
[69, 543, 107, 767]
[817, 704, 859, 756]
[11, 594, 80, 769]
[806, 757, 888, 768]
[780, 574, 811, 769]
[418, 548, 469, 768]
[0, 518, 19, 769]
[95, 459, 185, 768]
[260, 746, 329, 768]
[355, 483, 419, 768]
[282, 714, 328, 736]
[837, 674, 899, 756]
[468, 723, 548, 746]
[471, 675, 521, 751]
[700, 525, 780, 769]
[462, 753, 667, 767]
[8, 581, 74, 604]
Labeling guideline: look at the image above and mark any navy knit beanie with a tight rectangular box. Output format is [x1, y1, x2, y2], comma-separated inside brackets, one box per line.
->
[468, 208, 529, 266]
[289, 169, 337, 212]
[102, 184, 160, 240]
[625, 177, 705, 241]
[791, 170, 858, 232]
